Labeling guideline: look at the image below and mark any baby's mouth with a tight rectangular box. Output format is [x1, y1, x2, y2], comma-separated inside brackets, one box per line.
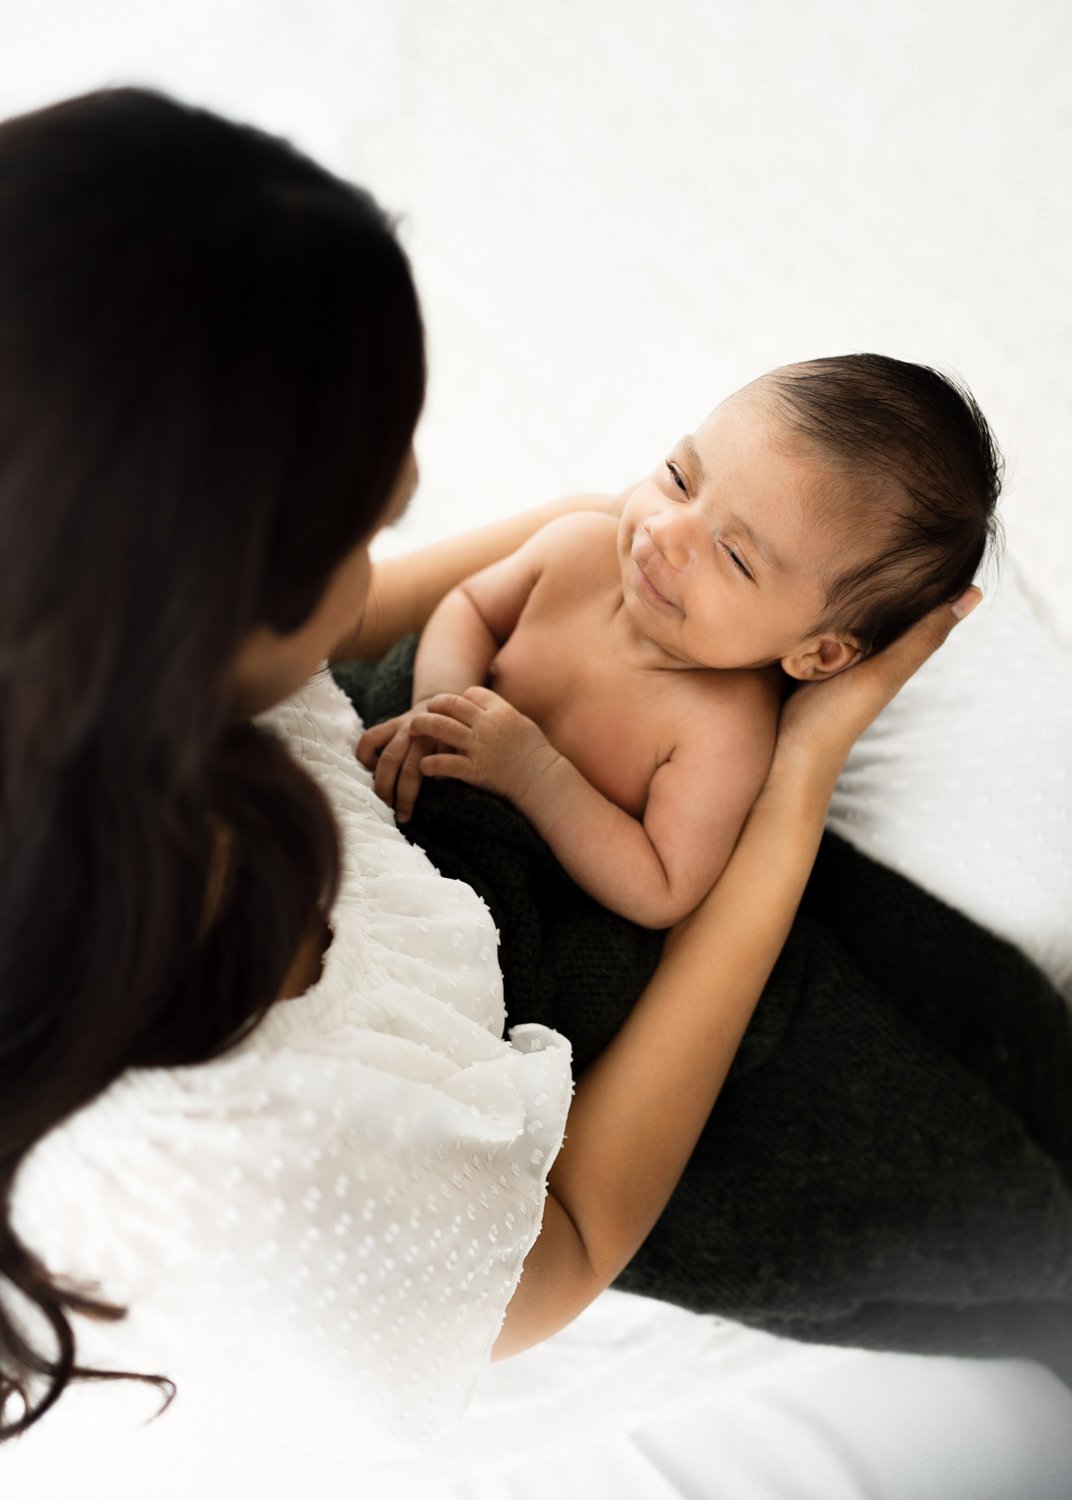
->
[632, 553, 679, 610]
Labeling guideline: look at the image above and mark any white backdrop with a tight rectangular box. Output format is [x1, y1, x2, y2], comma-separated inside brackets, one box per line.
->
[3, 8, 1072, 1496]
[2, 0, 1071, 645]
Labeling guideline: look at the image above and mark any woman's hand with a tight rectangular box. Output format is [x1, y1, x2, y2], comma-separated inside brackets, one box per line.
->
[762, 588, 983, 801]
[356, 699, 441, 822]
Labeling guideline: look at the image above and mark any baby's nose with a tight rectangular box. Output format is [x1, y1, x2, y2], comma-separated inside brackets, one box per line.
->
[647, 514, 693, 570]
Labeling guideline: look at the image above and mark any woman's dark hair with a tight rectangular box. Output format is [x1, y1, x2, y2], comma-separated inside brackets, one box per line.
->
[768, 354, 1004, 656]
[0, 86, 425, 1439]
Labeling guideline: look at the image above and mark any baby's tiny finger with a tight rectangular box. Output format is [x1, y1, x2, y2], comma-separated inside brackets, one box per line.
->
[419, 752, 471, 781]
[424, 693, 481, 725]
[410, 711, 470, 749]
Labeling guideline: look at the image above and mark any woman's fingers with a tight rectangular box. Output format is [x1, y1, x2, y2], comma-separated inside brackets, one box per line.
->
[880, 587, 981, 675]
[852, 590, 982, 713]
[356, 715, 401, 769]
[360, 695, 486, 813]
[372, 727, 415, 806]
[950, 585, 984, 621]
[776, 591, 983, 769]
[393, 738, 430, 823]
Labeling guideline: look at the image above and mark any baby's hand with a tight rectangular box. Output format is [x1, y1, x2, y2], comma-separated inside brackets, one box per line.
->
[410, 688, 561, 810]
[356, 700, 440, 823]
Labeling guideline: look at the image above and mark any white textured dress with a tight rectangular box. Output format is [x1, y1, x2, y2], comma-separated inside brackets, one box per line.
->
[7, 663, 574, 1488]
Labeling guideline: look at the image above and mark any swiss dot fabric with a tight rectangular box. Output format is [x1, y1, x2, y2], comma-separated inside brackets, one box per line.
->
[9, 662, 573, 1462]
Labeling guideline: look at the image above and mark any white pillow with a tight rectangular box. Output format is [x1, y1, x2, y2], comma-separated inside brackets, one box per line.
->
[828, 555, 1072, 1001]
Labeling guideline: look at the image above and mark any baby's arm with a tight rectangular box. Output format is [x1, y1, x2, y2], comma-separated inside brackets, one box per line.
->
[412, 680, 779, 928]
[410, 547, 539, 703]
[331, 485, 638, 664]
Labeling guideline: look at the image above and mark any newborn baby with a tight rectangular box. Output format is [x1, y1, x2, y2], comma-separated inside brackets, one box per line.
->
[358, 354, 1001, 927]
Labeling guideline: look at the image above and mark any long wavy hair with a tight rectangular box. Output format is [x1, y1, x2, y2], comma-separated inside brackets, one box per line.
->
[0, 86, 425, 1439]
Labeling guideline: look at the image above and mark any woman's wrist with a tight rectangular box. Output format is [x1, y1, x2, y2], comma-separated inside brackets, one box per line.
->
[751, 739, 842, 832]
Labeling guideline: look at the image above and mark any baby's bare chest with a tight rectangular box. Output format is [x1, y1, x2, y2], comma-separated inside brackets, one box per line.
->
[488, 589, 698, 818]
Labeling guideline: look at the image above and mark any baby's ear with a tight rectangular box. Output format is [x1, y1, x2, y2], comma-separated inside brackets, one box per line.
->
[781, 634, 863, 682]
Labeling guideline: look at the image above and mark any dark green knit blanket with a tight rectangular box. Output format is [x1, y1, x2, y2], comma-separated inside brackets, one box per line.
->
[332, 638, 1072, 1384]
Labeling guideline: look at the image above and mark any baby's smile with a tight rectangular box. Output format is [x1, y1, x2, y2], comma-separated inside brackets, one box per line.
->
[629, 528, 684, 609]
[632, 552, 679, 611]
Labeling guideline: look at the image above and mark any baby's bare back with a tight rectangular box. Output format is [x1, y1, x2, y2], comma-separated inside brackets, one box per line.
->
[486, 514, 778, 819]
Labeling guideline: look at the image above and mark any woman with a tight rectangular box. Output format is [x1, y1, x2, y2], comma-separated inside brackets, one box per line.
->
[0, 85, 978, 1472]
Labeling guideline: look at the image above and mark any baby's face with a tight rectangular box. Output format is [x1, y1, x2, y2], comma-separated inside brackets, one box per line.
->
[617, 383, 865, 677]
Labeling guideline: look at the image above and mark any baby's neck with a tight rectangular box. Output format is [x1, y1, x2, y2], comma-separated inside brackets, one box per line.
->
[606, 592, 698, 673]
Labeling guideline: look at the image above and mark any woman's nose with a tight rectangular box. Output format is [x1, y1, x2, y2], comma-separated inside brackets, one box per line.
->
[645, 512, 693, 570]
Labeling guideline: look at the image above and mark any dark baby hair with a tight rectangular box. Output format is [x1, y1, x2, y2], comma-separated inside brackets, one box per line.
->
[768, 353, 1004, 656]
[0, 86, 424, 1440]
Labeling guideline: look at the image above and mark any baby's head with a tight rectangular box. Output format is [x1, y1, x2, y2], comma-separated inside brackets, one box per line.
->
[762, 353, 1003, 666]
[621, 353, 1002, 680]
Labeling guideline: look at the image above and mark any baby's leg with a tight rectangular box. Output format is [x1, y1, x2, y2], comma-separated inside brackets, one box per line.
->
[828, 556, 1072, 1001]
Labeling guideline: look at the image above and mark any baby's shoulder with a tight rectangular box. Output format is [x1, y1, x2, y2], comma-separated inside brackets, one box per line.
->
[530, 508, 617, 556]
[675, 666, 782, 755]
[525, 510, 618, 588]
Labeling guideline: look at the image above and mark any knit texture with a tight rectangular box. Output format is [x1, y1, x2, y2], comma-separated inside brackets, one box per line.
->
[333, 638, 1072, 1383]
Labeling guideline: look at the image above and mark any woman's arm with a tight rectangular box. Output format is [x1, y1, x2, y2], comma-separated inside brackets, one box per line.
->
[492, 590, 981, 1360]
[330, 487, 634, 665]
